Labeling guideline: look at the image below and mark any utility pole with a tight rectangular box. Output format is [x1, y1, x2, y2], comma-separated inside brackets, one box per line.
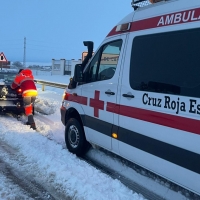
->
[23, 37, 26, 68]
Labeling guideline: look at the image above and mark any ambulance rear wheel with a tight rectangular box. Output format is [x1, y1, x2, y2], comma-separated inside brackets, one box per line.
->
[65, 118, 89, 156]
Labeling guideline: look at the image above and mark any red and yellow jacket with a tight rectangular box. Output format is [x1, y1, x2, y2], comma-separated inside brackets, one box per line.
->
[11, 69, 38, 97]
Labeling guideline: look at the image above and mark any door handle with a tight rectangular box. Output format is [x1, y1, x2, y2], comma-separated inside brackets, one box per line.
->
[105, 91, 115, 95]
[122, 94, 134, 98]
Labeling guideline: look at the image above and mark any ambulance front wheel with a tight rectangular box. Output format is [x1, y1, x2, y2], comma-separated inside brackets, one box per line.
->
[65, 118, 90, 156]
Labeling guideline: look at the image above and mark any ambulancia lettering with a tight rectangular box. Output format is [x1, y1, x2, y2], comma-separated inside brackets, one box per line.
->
[157, 10, 200, 27]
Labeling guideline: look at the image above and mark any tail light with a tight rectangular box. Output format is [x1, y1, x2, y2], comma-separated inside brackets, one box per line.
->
[17, 88, 22, 94]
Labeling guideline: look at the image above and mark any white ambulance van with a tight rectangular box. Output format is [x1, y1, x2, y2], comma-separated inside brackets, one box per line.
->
[61, 0, 200, 195]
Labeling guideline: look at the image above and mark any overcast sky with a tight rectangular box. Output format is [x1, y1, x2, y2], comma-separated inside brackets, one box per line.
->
[0, 0, 133, 63]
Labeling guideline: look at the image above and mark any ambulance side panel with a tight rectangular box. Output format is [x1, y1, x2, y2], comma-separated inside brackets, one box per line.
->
[117, 14, 200, 194]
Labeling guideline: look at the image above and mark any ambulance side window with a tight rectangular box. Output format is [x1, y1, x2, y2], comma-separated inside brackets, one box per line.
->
[97, 40, 122, 81]
[86, 40, 122, 83]
[86, 51, 100, 82]
[130, 28, 200, 98]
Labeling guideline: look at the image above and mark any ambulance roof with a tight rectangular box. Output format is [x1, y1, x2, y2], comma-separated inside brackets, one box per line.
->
[117, 0, 200, 25]
[106, 0, 200, 37]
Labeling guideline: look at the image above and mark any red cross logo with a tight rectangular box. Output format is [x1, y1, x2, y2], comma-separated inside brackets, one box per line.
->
[90, 90, 104, 118]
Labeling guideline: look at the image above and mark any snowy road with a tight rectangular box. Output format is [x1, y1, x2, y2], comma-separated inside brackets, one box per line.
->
[0, 140, 62, 200]
[0, 74, 196, 200]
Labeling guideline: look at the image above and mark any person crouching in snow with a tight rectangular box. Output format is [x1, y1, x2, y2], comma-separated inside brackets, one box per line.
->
[11, 69, 38, 130]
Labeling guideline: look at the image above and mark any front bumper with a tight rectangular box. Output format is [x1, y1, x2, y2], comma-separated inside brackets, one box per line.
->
[60, 106, 67, 125]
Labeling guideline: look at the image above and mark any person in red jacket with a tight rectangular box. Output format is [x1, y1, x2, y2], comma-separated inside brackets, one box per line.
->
[11, 69, 38, 130]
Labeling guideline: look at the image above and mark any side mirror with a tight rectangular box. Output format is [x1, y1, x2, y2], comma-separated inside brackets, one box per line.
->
[74, 64, 84, 82]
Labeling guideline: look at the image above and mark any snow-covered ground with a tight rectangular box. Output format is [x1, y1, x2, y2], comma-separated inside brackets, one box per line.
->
[0, 74, 193, 200]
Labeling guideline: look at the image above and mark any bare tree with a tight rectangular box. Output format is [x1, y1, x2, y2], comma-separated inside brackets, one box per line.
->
[12, 61, 24, 69]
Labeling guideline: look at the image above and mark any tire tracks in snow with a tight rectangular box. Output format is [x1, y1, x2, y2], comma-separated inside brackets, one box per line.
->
[34, 113, 62, 137]
[0, 140, 71, 200]
[35, 112, 55, 126]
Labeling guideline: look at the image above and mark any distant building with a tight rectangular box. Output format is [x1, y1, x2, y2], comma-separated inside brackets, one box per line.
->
[52, 59, 81, 76]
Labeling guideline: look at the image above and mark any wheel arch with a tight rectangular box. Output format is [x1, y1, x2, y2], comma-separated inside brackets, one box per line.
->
[65, 107, 84, 128]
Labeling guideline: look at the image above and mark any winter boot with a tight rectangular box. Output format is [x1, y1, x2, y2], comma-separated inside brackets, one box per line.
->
[26, 115, 36, 130]
[30, 123, 36, 130]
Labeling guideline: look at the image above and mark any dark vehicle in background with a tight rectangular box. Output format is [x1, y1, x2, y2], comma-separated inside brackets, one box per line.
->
[0, 70, 25, 116]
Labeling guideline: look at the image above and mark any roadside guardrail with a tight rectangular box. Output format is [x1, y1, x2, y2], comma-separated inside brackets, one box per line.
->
[35, 79, 68, 91]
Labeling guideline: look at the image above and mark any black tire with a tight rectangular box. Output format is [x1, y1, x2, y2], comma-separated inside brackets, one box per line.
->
[65, 118, 90, 156]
